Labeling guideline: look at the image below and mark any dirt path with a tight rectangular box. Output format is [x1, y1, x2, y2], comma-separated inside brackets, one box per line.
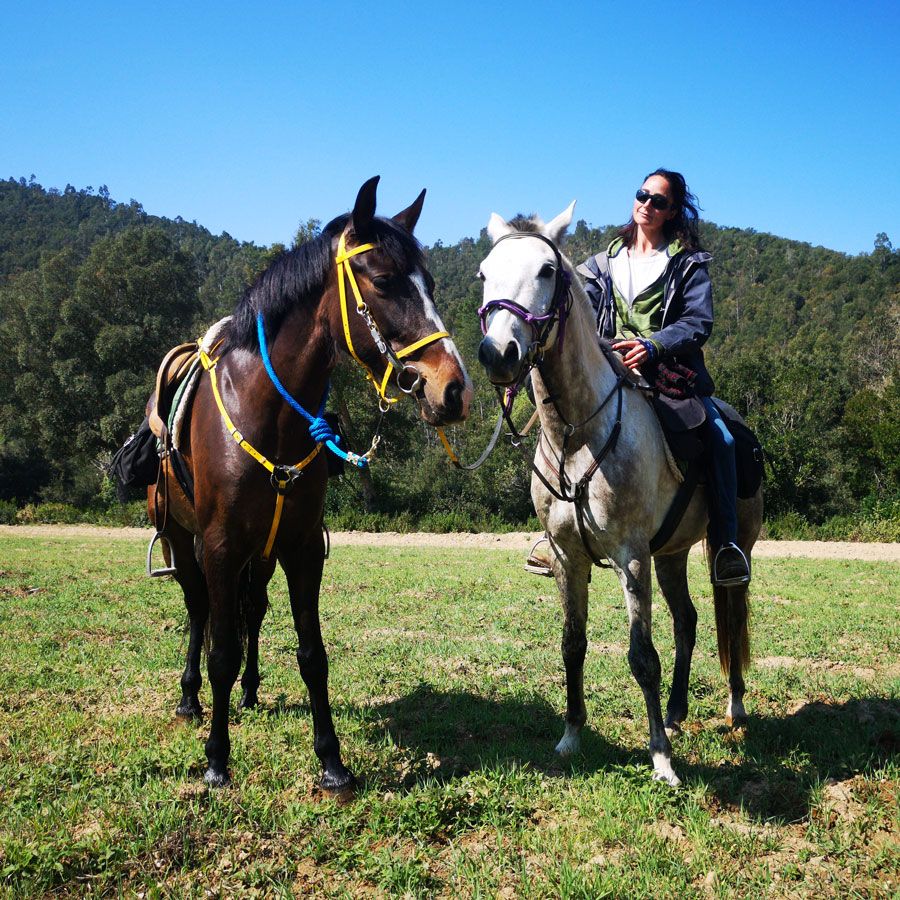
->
[2, 525, 897, 561]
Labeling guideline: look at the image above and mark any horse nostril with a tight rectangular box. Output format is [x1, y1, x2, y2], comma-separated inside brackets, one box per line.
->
[445, 380, 463, 413]
[477, 338, 495, 368]
[502, 341, 520, 367]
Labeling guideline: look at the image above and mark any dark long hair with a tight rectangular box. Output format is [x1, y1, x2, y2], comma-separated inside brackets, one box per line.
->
[618, 168, 703, 251]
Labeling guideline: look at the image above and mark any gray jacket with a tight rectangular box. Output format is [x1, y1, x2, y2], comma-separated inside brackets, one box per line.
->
[576, 245, 715, 396]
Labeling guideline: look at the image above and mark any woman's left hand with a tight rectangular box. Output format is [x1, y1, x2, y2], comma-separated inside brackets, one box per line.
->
[612, 339, 648, 370]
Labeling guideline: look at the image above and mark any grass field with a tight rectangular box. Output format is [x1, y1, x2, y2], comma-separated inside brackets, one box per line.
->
[0, 533, 897, 898]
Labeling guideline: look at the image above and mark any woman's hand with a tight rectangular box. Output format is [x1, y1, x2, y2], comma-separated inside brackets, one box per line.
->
[612, 339, 649, 370]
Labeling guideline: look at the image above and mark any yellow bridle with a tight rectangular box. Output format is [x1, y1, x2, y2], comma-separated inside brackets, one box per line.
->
[336, 232, 449, 405]
[195, 232, 454, 561]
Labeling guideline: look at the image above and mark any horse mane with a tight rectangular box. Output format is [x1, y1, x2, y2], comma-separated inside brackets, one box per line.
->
[506, 215, 542, 234]
[597, 337, 631, 379]
[226, 213, 426, 353]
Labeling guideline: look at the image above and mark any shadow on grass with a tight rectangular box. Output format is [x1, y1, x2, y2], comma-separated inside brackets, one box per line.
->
[370, 681, 649, 780]
[682, 696, 900, 823]
[245, 681, 898, 824]
[366, 685, 899, 823]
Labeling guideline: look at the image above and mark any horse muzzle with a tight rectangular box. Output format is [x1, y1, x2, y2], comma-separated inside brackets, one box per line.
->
[478, 335, 527, 386]
[413, 371, 472, 426]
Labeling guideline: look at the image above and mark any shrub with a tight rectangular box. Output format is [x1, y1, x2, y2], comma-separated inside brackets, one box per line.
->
[15, 502, 82, 525]
[0, 499, 17, 524]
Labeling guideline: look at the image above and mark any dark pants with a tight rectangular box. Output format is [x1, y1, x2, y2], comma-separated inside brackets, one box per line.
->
[701, 397, 737, 548]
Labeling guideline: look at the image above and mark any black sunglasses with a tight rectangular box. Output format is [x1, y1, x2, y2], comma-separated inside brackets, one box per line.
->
[635, 189, 671, 211]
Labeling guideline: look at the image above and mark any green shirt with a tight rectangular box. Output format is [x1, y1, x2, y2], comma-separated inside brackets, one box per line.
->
[609, 238, 682, 348]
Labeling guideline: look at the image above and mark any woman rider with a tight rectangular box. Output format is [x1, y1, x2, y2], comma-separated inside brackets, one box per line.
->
[526, 168, 750, 586]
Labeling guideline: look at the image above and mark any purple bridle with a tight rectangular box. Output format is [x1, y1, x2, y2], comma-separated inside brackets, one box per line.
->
[477, 231, 572, 354]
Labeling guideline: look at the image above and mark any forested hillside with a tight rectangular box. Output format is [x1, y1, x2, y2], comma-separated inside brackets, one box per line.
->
[1, 177, 897, 533]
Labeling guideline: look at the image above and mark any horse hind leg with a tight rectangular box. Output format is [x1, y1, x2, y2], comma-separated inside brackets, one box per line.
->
[166, 527, 209, 720]
[614, 551, 680, 787]
[552, 547, 591, 758]
[655, 551, 697, 735]
[239, 561, 274, 710]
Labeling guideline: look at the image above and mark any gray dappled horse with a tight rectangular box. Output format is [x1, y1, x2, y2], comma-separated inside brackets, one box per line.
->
[477, 204, 762, 786]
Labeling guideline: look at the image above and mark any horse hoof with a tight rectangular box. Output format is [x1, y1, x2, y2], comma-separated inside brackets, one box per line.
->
[204, 767, 231, 788]
[651, 752, 681, 788]
[239, 690, 258, 710]
[725, 713, 748, 729]
[319, 766, 356, 796]
[175, 701, 203, 720]
[555, 724, 582, 758]
[664, 724, 682, 740]
[652, 769, 682, 788]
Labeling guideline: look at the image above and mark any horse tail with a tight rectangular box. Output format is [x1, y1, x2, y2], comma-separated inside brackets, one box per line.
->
[707, 543, 751, 675]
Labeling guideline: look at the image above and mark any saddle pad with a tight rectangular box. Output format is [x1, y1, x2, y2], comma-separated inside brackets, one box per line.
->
[170, 316, 232, 450]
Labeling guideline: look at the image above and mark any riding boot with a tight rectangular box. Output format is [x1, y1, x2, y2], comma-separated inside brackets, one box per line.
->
[701, 398, 750, 587]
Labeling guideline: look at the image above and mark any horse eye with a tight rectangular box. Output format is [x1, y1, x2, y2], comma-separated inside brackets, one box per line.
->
[538, 263, 556, 279]
[476, 270, 485, 281]
[372, 276, 392, 293]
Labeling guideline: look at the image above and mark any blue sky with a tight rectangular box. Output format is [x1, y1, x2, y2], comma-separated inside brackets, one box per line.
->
[3, 1, 898, 255]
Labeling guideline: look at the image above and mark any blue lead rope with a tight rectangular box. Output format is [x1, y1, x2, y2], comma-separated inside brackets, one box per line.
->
[256, 312, 368, 468]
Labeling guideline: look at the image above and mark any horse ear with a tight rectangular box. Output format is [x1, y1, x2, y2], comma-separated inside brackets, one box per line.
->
[393, 188, 426, 234]
[487, 212, 513, 243]
[352, 176, 380, 237]
[542, 200, 576, 245]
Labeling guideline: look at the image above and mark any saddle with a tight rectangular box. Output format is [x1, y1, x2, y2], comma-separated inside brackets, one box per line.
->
[650, 394, 765, 499]
[148, 341, 201, 445]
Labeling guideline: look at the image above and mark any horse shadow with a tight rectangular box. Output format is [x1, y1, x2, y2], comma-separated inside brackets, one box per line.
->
[358, 686, 899, 823]
[245, 684, 898, 824]
[363, 682, 643, 785]
[679, 696, 900, 823]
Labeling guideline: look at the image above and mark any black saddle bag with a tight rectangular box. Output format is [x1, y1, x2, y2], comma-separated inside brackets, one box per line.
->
[652, 393, 707, 461]
[110, 417, 160, 500]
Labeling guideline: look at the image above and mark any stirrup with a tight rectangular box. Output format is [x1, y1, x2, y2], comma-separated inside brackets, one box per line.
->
[146, 531, 177, 577]
[524, 535, 554, 577]
[712, 542, 750, 587]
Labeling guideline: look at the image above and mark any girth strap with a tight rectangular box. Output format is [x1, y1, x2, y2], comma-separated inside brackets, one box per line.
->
[648, 461, 702, 553]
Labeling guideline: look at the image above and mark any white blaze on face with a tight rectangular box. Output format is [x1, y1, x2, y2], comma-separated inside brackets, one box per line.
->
[410, 268, 469, 381]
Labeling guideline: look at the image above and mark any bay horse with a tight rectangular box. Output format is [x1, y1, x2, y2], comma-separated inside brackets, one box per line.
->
[148, 177, 472, 790]
[476, 205, 762, 786]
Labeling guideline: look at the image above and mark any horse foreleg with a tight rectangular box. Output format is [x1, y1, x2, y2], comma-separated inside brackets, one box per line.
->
[614, 551, 680, 787]
[202, 542, 243, 787]
[281, 533, 355, 793]
[654, 551, 696, 734]
[240, 562, 274, 710]
[552, 546, 592, 758]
